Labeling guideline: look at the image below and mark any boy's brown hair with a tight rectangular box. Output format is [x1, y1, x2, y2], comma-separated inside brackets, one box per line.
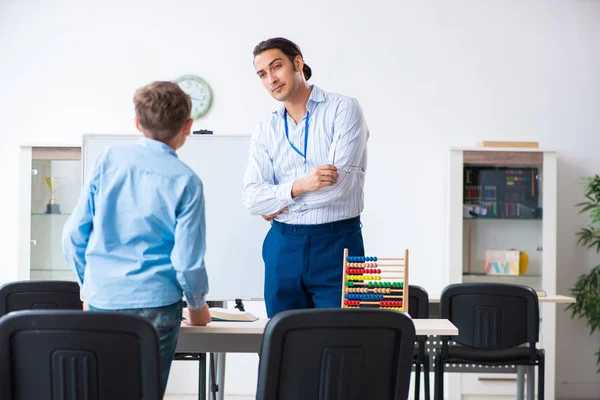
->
[134, 81, 192, 142]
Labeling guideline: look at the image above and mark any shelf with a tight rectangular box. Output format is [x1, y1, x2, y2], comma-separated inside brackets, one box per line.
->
[30, 269, 72, 272]
[31, 213, 71, 216]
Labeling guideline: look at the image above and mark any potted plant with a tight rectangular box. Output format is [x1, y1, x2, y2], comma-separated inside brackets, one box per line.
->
[566, 175, 600, 372]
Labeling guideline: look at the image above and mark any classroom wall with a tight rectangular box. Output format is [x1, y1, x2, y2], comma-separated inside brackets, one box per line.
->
[1, 0, 599, 397]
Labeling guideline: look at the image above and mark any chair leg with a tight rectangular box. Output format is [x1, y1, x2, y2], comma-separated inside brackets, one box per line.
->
[538, 352, 545, 400]
[434, 355, 443, 400]
[516, 365, 525, 400]
[526, 366, 535, 400]
[414, 361, 421, 400]
[423, 356, 431, 400]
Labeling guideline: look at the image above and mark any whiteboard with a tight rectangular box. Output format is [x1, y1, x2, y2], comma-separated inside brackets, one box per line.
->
[82, 134, 268, 301]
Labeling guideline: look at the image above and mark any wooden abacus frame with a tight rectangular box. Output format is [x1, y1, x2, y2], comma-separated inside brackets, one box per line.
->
[341, 248, 409, 312]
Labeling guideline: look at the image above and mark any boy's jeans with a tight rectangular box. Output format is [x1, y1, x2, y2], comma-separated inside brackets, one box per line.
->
[89, 300, 183, 397]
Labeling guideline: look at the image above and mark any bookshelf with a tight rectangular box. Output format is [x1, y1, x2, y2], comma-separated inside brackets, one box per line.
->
[448, 147, 558, 399]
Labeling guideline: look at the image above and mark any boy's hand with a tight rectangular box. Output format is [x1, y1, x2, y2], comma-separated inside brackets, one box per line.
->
[262, 207, 288, 222]
[82, 301, 89, 311]
[184, 303, 211, 326]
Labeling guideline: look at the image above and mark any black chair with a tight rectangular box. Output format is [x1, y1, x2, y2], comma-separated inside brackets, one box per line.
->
[408, 285, 430, 400]
[0, 280, 82, 315]
[434, 283, 544, 400]
[0, 310, 161, 400]
[256, 308, 416, 400]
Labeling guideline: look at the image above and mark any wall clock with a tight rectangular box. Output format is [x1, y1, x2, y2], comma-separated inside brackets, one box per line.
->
[175, 74, 212, 119]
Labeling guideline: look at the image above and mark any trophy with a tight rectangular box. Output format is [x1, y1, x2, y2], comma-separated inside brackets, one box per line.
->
[45, 177, 61, 214]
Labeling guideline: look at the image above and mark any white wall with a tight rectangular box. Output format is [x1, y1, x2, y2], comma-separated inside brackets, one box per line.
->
[1, 0, 599, 397]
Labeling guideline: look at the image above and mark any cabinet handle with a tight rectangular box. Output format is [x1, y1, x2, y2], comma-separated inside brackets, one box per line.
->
[31, 169, 38, 176]
[30, 240, 37, 246]
[478, 378, 517, 382]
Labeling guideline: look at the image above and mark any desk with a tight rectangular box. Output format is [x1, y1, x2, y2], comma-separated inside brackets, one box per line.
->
[177, 318, 457, 353]
[175, 318, 458, 400]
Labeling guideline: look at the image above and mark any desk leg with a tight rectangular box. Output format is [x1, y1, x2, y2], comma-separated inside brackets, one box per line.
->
[208, 353, 218, 400]
[527, 365, 535, 400]
[217, 353, 226, 400]
[516, 366, 525, 400]
[199, 353, 207, 400]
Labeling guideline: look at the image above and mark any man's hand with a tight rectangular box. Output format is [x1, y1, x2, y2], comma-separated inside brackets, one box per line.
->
[262, 207, 288, 222]
[292, 165, 338, 198]
[82, 301, 89, 311]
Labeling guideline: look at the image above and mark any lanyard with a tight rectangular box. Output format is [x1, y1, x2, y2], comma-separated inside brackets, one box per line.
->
[284, 110, 310, 164]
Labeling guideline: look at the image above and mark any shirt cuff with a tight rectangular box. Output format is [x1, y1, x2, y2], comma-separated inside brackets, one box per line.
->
[275, 181, 297, 207]
[185, 294, 207, 311]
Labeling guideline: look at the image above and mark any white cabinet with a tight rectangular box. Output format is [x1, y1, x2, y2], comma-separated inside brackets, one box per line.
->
[18, 145, 81, 282]
[461, 372, 538, 397]
[448, 148, 559, 400]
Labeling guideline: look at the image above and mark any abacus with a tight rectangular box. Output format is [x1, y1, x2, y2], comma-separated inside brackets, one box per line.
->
[341, 248, 409, 312]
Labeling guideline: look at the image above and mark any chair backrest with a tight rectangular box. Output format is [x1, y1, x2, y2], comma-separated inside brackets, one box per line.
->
[0, 280, 82, 316]
[440, 283, 539, 350]
[408, 285, 429, 347]
[256, 308, 416, 400]
[0, 310, 161, 400]
[408, 285, 429, 319]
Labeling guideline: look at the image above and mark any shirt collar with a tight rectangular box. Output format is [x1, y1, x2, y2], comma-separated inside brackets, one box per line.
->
[274, 84, 325, 118]
[137, 137, 178, 158]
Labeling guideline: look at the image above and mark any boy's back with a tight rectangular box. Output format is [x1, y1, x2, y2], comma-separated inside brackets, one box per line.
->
[78, 138, 206, 309]
[61, 81, 211, 396]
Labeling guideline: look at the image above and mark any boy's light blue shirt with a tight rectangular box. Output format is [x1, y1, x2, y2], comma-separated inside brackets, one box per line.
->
[62, 137, 208, 310]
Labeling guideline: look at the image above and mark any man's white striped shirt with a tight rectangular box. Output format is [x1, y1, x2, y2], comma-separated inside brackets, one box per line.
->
[243, 85, 369, 225]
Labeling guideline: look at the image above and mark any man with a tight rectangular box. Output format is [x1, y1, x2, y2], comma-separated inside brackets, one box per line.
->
[243, 37, 369, 317]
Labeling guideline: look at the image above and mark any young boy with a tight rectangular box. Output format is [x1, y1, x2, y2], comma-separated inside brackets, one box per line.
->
[62, 81, 211, 395]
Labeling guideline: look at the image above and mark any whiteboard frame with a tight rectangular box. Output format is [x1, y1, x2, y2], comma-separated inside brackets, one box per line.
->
[81, 133, 266, 301]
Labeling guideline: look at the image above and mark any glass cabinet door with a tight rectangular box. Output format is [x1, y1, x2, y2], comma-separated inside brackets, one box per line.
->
[30, 148, 81, 281]
[461, 151, 544, 290]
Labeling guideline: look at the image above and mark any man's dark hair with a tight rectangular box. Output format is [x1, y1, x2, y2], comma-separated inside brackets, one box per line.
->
[253, 37, 312, 80]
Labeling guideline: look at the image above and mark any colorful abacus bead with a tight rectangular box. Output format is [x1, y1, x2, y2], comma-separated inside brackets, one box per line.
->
[380, 301, 403, 307]
[345, 294, 385, 300]
[348, 268, 365, 275]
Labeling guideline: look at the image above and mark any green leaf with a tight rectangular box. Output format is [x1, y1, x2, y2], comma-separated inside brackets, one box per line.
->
[578, 203, 597, 215]
[567, 180, 600, 372]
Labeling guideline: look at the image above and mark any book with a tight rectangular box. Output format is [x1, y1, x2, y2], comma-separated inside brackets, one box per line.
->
[209, 307, 259, 322]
